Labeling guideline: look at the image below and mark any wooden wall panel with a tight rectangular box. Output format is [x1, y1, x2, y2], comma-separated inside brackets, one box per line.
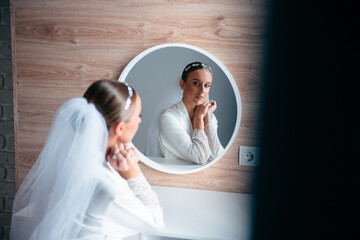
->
[11, 0, 268, 193]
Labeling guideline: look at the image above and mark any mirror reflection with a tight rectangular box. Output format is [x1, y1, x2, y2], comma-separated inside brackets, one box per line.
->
[158, 61, 224, 165]
[118, 43, 241, 174]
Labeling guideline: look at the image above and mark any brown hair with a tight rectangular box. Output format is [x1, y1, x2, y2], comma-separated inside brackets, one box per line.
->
[83, 80, 137, 129]
[181, 61, 213, 82]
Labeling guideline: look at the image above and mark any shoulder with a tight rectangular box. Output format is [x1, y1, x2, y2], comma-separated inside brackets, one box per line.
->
[160, 101, 182, 119]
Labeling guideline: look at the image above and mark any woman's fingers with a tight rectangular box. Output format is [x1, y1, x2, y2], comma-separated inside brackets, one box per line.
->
[119, 143, 125, 150]
[110, 146, 139, 172]
[195, 101, 210, 116]
[192, 100, 217, 126]
[195, 100, 214, 118]
[208, 100, 217, 113]
[111, 150, 117, 160]
[203, 101, 214, 111]
[107, 148, 120, 170]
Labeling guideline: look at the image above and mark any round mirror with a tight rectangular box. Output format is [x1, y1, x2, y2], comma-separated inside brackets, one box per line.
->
[118, 43, 241, 174]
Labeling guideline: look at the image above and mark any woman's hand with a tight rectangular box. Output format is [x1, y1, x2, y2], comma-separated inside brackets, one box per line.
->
[193, 101, 213, 130]
[107, 143, 141, 179]
[207, 100, 217, 114]
[204, 100, 216, 125]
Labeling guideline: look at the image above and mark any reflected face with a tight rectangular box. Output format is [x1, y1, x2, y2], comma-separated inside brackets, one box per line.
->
[122, 94, 142, 143]
[180, 69, 213, 105]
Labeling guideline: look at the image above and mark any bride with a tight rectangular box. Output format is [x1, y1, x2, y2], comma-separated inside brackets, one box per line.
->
[10, 80, 164, 240]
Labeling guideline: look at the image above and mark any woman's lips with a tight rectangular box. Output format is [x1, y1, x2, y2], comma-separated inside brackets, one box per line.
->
[196, 96, 204, 100]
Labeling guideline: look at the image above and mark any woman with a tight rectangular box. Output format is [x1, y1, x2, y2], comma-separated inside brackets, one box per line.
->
[10, 80, 164, 239]
[159, 62, 224, 165]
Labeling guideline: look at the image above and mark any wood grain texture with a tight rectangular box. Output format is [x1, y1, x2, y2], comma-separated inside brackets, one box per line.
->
[11, 0, 268, 193]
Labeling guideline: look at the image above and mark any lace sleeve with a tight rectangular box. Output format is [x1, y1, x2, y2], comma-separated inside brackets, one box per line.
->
[104, 171, 164, 231]
[204, 115, 225, 161]
[159, 112, 212, 165]
[192, 129, 212, 164]
[127, 173, 161, 207]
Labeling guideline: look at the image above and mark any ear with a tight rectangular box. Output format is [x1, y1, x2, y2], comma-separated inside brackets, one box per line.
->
[180, 79, 185, 90]
[113, 122, 126, 137]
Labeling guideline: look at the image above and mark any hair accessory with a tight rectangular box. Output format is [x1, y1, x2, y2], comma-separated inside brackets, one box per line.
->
[184, 62, 212, 73]
[123, 83, 133, 110]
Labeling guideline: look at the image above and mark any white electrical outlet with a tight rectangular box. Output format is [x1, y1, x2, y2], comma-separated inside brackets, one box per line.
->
[239, 146, 260, 166]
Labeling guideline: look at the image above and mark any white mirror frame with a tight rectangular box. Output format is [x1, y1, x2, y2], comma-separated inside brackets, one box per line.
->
[118, 43, 241, 174]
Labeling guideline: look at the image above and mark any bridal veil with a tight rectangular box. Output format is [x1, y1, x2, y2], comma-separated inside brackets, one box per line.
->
[11, 97, 108, 240]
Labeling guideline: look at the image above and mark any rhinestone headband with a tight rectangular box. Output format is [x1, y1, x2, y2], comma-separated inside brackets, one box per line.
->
[184, 62, 212, 73]
[123, 83, 133, 110]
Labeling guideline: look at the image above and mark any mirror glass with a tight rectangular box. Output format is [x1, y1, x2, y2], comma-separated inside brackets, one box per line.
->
[118, 43, 241, 174]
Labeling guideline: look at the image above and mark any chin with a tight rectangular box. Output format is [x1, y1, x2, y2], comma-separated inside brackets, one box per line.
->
[195, 99, 205, 104]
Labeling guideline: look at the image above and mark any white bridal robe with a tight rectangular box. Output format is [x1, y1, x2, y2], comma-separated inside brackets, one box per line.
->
[159, 100, 224, 165]
[77, 161, 164, 239]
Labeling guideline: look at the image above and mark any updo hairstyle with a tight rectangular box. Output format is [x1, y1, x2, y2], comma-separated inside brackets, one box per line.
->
[83, 80, 137, 129]
[181, 61, 213, 82]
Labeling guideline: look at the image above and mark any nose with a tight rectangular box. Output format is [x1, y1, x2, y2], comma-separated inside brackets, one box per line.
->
[199, 85, 205, 92]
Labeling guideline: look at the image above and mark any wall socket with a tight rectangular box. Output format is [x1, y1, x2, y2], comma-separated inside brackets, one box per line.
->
[239, 146, 260, 166]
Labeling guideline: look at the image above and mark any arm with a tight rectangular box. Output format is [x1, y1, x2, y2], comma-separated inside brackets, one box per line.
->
[106, 145, 164, 231]
[205, 114, 225, 160]
[159, 113, 211, 165]
[104, 173, 164, 233]
[201, 100, 224, 160]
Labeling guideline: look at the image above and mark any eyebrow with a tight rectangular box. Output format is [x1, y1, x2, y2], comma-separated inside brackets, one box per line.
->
[192, 79, 211, 84]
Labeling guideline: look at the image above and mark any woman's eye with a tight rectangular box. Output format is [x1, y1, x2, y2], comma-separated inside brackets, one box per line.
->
[205, 84, 211, 88]
[192, 81, 199, 86]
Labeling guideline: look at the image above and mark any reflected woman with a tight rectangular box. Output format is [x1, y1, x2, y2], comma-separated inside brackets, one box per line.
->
[159, 62, 224, 165]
